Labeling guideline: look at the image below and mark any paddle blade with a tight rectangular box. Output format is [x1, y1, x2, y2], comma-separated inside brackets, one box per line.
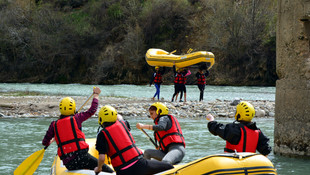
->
[14, 148, 46, 175]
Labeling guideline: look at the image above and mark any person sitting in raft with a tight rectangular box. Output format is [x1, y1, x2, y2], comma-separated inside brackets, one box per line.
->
[196, 68, 209, 102]
[150, 66, 166, 101]
[179, 67, 191, 102]
[206, 101, 272, 156]
[94, 105, 173, 175]
[136, 102, 186, 165]
[42, 87, 113, 172]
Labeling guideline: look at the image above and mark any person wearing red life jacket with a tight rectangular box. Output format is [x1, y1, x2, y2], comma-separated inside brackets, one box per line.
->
[42, 87, 113, 172]
[150, 66, 166, 101]
[179, 68, 191, 102]
[136, 102, 186, 165]
[94, 105, 173, 175]
[206, 101, 272, 156]
[171, 65, 186, 102]
[196, 68, 209, 102]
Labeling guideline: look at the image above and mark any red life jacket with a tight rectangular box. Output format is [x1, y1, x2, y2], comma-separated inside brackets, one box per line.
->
[154, 72, 162, 83]
[154, 115, 186, 152]
[54, 116, 89, 159]
[102, 120, 143, 171]
[174, 73, 185, 84]
[197, 73, 206, 85]
[224, 124, 260, 153]
[183, 76, 187, 84]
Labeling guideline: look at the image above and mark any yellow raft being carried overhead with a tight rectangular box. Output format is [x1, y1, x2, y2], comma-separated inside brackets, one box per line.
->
[51, 139, 277, 175]
[145, 48, 215, 69]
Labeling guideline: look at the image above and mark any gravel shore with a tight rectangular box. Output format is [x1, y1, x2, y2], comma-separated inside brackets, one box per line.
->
[0, 95, 275, 119]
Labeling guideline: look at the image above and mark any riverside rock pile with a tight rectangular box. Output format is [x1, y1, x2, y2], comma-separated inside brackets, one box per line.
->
[0, 96, 275, 118]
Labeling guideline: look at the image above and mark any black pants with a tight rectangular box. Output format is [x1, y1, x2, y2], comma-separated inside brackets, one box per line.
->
[65, 152, 114, 173]
[172, 83, 182, 100]
[179, 84, 186, 100]
[198, 84, 205, 101]
[116, 158, 173, 175]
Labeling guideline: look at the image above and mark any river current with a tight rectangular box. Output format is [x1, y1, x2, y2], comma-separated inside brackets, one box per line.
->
[0, 83, 309, 174]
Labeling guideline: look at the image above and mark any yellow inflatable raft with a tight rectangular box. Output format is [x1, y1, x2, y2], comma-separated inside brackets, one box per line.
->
[51, 139, 277, 175]
[51, 138, 115, 175]
[160, 153, 277, 175]
[145, 48, 215, 69]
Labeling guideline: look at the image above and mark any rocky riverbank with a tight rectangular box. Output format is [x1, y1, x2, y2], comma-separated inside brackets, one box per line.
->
[0, 95, 275, 119]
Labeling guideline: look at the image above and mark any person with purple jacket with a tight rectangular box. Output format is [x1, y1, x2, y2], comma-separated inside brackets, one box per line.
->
[42, 87, 113, 172]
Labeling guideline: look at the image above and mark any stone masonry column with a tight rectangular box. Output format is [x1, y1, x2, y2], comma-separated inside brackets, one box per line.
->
[275, 0, 310, 157]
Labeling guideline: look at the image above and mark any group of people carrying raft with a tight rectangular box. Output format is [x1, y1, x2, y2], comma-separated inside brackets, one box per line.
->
[150, 64, 209, 102]
[42, 87, 272, 175]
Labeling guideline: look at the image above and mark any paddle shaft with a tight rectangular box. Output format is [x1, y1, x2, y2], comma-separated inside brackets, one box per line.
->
[140, 129, 159, 149]
[77, 92, 94, 113]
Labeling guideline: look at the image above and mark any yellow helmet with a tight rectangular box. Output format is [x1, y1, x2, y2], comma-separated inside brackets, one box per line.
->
[98, 105, 118, 125]
[150, 102, 169, 115]
[59, 97, 76, 116]
[235, 101, 255, 122]
[155, 66, 160, 70]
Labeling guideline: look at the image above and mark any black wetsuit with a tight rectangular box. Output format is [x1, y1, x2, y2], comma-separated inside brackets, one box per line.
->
[208, 121, 272, 156]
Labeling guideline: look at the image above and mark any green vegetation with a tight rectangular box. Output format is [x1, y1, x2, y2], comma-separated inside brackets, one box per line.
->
[0, 0, 277, 86]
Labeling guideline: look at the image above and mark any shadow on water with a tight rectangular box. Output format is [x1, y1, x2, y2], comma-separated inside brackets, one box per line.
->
[1, 117, 309, 175]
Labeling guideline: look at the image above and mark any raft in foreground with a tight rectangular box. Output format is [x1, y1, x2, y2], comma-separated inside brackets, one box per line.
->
[145, 48, 215, 69]
[51, 138, 114, 175]
[51, 139, 277, 175]
[158, 153, 277, 175]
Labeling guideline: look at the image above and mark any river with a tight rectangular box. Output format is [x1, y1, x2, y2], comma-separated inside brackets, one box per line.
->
[0, 83, 310, 174]
[0, 83, 275, 101]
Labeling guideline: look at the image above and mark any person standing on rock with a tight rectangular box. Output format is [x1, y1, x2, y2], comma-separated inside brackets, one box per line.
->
[206, 101, 272, 156]
[179, 67, 191, 102]
[150, 66, 166, 101]
[94, 105, 173, 175]
[171, 65, 186, 102]
[42, 87, 113, 172]
[196, 68, 209, 102]
[136, 102, 186, 165]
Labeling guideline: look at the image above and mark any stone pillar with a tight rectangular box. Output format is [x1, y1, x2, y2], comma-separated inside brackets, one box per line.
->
[275, 0, 310, 157]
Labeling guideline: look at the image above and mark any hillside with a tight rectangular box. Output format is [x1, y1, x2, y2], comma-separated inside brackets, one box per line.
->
[0, 0, 277, 86]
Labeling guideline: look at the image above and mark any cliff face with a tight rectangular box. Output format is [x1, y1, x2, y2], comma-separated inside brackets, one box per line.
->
[275, 0, 310, 157]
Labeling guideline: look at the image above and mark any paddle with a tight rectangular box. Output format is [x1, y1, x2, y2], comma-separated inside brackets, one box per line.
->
[140, 129, 159, 149]
[14, 146, 48, 175]
[14, 89, 95, 175]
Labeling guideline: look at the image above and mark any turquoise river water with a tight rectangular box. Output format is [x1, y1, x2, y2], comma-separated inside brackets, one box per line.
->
[0, 83, 309, 174]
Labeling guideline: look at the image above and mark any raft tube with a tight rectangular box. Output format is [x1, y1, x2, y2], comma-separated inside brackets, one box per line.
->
[145, 48, 215, 69]
[158, 152, 277, 175]
[51, 139, 277, 175]
[51, 138, 115, 175]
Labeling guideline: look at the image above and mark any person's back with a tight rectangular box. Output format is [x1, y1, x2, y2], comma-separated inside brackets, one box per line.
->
[100, 119, 143, 171]
[206, 101, 271, 156]
[95, 105, 173, 175]
[42, 88, 113, 172]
